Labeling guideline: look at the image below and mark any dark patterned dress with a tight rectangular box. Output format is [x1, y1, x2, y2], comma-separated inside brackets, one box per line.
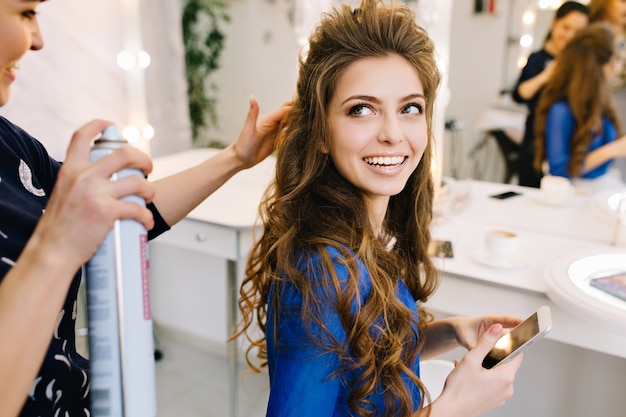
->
[0, 116, 169, 416]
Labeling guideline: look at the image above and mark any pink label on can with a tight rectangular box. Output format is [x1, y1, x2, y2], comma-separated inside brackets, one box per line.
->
[140, 234, 151, 320]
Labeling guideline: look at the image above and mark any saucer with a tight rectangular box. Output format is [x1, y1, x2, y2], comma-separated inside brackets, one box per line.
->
[471, 249, 529, 269]
[532, 194, 572, 207]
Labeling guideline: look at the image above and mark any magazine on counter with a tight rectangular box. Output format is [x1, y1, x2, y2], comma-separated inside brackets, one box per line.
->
[589, 272, 626, 302]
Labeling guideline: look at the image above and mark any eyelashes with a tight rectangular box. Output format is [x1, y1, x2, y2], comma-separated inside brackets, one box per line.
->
[347, 102, 424, 116]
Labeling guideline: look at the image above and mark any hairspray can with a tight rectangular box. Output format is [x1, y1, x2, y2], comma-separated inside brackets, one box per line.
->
[86, 125, 156, 417]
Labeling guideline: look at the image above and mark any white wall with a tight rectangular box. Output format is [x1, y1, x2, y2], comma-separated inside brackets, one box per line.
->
[0, 0, 192, 160]
[203, 0, 300, 146]
[444, 0, 514, 181]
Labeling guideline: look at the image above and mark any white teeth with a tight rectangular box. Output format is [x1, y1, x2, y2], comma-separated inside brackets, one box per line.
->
[364, 156, 405, 166]
[7, 61, 19, 71]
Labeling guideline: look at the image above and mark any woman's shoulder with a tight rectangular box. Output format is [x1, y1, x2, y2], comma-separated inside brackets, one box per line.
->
[548, 101, 573, 117]
[286, 245, 372, 305]
[525, 49, 553, 68]
[297, 245, 368, 283]
[0, 116, 52, 160]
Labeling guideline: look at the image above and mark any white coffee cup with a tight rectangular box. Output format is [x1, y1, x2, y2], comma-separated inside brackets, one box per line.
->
[540, 175, 573, 206]
[485, 230, 520, 260]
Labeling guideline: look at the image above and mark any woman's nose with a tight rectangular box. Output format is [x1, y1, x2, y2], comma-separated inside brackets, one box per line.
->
[377, 116, 403, 144]
[30, 22, 45, 51]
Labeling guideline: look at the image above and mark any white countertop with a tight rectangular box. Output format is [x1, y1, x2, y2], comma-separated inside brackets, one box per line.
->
[149, 148, 275, 230]
[447, 180, 624, 245]
[431, 216, 617, 294]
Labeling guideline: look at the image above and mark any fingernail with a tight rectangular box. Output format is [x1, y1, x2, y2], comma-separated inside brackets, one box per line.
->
[491, 323, 503, 335]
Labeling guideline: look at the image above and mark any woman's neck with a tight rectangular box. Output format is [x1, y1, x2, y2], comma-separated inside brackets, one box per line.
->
[544, 39, 558, 57]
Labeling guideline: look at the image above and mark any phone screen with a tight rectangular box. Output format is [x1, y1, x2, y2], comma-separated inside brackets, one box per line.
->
[490, 191, 522, 200]
[428, 240, 454, 258]
[482, 308, 550, 369]
[590, 272, 626, 302]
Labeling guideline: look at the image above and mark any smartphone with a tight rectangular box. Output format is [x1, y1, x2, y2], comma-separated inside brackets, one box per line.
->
[482, 306, 552, 369]
[589, 271, 626, 302]
[428, 240, 454, 258]
[489, 191, 522, 200]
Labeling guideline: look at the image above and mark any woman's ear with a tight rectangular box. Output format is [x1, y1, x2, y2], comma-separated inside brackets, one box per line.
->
[319, 141, 329, 154]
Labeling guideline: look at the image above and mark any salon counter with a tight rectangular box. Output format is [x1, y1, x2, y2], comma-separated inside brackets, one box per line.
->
[149, 151, 625, 358]
[429, 180, 626, 359]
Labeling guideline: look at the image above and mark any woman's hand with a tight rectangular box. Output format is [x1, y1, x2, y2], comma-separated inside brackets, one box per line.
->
[228, 95, 291, 169]
[452, 315, 522, 351]
[426, 324, 524, 417]
[32, 119, 155, 271]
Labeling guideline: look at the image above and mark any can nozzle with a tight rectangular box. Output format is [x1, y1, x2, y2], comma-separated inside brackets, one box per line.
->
[101, 125, 123, 141]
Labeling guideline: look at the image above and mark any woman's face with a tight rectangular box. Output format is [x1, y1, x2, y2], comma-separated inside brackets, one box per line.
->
[604, 54, 623, 82]
[326, 54, 428, 224]
[551, 11, 589, 54]
[606, 0, 626, 28]
[0, 0, 44, 107]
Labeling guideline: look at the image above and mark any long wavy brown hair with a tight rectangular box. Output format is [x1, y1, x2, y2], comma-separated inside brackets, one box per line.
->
[534, 22, 621, 176]
[235, 1, 441, 415]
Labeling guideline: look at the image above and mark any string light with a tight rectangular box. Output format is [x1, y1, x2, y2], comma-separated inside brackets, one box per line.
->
[123, 125, 141, 143]
[522, 10, 536, 25]
[122, 124, 154, 143]
[138, 51, 151, 69]
[117, 50, 151, 70]
[520, 34, 534, 48]
[117, 50, 136, 70]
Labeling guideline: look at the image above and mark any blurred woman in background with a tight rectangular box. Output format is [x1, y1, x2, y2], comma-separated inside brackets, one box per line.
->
[512, 1, 589, 187]
[534, 22, 626, 193]
[589, 0, 626, 181]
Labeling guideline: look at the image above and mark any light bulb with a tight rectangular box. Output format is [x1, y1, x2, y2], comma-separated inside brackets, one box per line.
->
[517, 56, 528, 68]
[123, 125, 141, 143]
[117, 50, 136, 70]
[142, 124, 155, 140]
[522, 10, 536, 25]
[138, 51, 151, 69]
[520, 34, 533, 48]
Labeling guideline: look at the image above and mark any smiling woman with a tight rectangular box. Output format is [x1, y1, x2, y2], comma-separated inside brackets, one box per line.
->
[234, 1, 525, 417]
[325, 54, 428, 230]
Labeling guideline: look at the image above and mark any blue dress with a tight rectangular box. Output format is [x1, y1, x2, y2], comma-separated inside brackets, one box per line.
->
[545, 101, 616, 179]
[0, 116, 170, 416]
[266, 246, 422, 417]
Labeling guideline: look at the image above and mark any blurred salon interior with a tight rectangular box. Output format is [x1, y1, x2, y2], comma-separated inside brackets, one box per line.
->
[2, 0, 625, 416]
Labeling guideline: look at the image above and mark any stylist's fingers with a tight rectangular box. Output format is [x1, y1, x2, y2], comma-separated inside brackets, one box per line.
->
[233, 96, 290, 168]
[89, 144, 154, 180]
[237, 95, 261, 145]
[114, 200, 155, 231]
[63, 119, 153, 179]
[63, 119, 115, 169]
[108, 175, 156, 206]
[257, 100, 291, 135]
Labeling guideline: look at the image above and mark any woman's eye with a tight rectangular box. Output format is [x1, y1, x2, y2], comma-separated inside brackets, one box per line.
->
[349, 104, 374, 116]
[402, 104, 423, 115]
[22, 10, 37, 19]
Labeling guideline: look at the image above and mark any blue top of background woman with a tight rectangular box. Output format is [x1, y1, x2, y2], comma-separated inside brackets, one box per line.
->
[535, 22, 626, 193]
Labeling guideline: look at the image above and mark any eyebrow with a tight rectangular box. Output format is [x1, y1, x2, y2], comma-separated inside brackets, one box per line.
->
[340, 93, 425, 106]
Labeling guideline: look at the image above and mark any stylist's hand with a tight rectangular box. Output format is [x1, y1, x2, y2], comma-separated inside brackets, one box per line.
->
[452, 315, 522, 351]
[429, 324, 523, 417]
[540, 60, 556, 84]
[229, 96, 291, 169]
[33, 119, 155, 272]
